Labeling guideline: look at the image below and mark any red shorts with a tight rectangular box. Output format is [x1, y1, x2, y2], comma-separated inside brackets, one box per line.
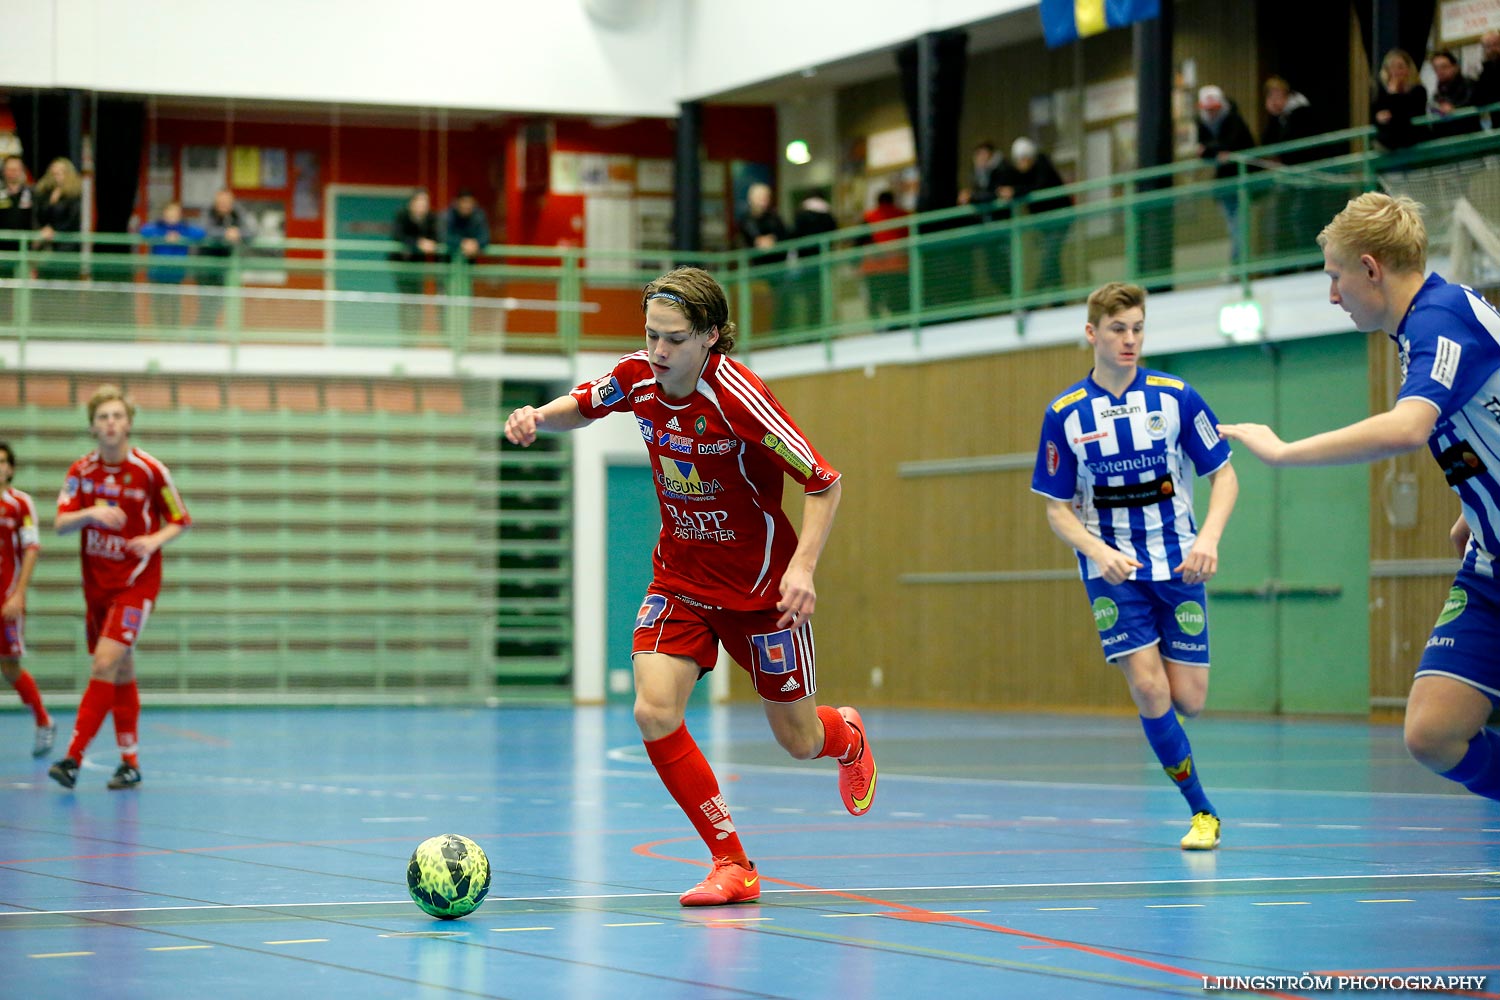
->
[630, 588, 817, 703]
[85, 588, 156, 654]
[0, 614, 24, 659]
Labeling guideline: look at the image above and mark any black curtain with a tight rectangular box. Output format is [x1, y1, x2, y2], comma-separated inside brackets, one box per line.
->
[9, 89, 84, 180]
[1354, 0, 1438, 71]
[896, 30, 968, 213]
[1258, 0, 1353, 133]
[91, 96, 146, 235]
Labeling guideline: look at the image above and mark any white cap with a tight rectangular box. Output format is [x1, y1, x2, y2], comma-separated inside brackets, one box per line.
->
[1197, 85, 1225, 108]
[1010, 137, 1038, 162]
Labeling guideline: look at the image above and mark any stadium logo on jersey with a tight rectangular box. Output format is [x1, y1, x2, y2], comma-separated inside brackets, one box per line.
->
[1426, 635, 1456, 649]
[657, 457, 722, 497]
[1052, 388, 1087, 413]
[636, 416, 654, 442]
[697, 438, 738, 455]
[1099, 403, 1142, 420]
[694, 415, 707, 435]
[591, 376, 625, 408]
[761, 433, 813, 476]
[1437, 441, 1487, 487]
[657, 431, 693, 454]
[1436, 586, 1468, 627]
[1146, 375, 1184, 389]
[1091, 597, 1119, 631]
[1046, 441, 1060, 476]
[1174, 601, 1206, 636]
[666, 416, 682, 431]
[1147, 412, 1167, 439]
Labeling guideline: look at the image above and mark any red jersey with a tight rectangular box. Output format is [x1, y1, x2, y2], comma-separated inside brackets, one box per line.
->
[572, 351, 840, 611]
[0, 487, 41, 598]
[57, 447, 191, 596]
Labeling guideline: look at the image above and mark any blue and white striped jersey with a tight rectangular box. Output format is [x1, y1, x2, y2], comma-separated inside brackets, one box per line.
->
[1032, 368, 1232, 581]
[1394, 274, 1500, 577]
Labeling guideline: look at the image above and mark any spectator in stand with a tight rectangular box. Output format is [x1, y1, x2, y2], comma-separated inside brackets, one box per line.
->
[861, 190, 909, 324]
[790, 194, 838, 328]
[139, 202, 205, 329]
[0, 156, 35, 323]
[1373, 48, 1429, 150]
[736, 182, 792, 330]
[997, 137, 1073, 295]
[1261, 76, 1326, 261]
[1474, 31, 1500, 128]
[390, 189, 440, 334]
[443, 190, 490, 264]
[32, 157, 83, 324]
[1428, 49, 1480, 138]
[198, 189, 258, 332]
[1196, 86, 1257, 268]
[958, 141, 1009, 300]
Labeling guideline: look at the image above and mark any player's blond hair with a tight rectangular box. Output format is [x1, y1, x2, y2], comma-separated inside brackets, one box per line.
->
[87, 384, 136, 423]
[1086, 281, 1146, 327]
[641, 267, 738, 354]
[1316, 192, 1427, 274]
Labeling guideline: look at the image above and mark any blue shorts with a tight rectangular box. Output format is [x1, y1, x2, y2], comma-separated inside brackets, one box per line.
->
[1414, 566, 1500, 706]
[1082, 576, 1211, 666]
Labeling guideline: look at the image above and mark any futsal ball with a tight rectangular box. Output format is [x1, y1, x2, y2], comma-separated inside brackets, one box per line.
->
[406, 834, 492, 919]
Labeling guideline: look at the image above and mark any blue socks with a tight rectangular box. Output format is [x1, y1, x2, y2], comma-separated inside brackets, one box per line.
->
[1439, 728, 1500, 802]
[1141, 710, 1215, 816]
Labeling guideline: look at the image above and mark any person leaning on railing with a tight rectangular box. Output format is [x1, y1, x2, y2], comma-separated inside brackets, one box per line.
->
[198, 188, 258, 331]
[0, 155, 35, 323]
[31, 157, 83, 325]
[1373, 48, 1429, 150]
[1428, 49, 1481, 140]
[1472, 31, 1500, 129]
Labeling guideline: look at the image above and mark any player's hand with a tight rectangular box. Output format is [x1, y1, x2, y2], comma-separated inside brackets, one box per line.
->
[125, 533, 163, 557]
[1217, 423, 1287, 465]
[1094, 547, 1143, 585]
[0, 592, 23, 621]
[90, 505, 128, 530]
[776, 565, 816, 630]
[1175, 541, 1219, 585]
[1450, 515, 1472, 558]
[504, 406, 544, 447]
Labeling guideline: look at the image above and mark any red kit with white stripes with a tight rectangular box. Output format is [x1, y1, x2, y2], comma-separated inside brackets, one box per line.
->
[57, 448, 192, 598]
[572, 351, 840, 611]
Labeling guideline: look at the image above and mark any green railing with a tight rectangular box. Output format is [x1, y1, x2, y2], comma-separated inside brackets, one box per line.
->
[2, 110, 1497, 359]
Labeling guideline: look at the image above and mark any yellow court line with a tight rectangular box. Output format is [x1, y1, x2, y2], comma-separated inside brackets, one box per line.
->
[263, 938, 328, 945]
[603, 922, 663, 927]
[29, 951, 93, 959]
[490, 926, 554, 933]
[147, 945, 213, 952]
[1252, 901, 1310, 906]
[1037, 907, 1097, 911]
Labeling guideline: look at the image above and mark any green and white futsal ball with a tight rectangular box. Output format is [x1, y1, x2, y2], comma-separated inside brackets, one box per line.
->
[407, 834, 492, 919]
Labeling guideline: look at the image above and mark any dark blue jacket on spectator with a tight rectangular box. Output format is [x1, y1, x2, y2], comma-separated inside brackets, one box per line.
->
[140, 220, 205, 283]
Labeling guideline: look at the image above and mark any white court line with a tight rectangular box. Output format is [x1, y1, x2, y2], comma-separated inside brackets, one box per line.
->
[4, 870, 1495, 919]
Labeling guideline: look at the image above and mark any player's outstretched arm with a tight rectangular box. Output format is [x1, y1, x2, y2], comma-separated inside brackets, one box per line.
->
[777, 478, 841, 630]
[1176, 463, 1238, 585]
[504, 395, 590, 447]
[1218, 399, 1436, 467]
[1044, 498, 1141, 584]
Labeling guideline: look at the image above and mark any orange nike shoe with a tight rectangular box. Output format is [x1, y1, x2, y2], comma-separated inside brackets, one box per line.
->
[679, 858, 761, 907]
[837, 706, 877, 816]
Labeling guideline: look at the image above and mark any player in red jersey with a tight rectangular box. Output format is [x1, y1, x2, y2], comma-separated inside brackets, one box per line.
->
[48, 385, 190, 790]
[0, 441, 54, 757]
[505, 266, 876, 907]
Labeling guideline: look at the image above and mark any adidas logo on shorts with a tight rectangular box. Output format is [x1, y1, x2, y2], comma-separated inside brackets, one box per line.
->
[780, 676, 800, 692]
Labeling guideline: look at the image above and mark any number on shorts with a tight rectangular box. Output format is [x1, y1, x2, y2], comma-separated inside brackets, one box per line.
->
[634, 594, 669, 630]
[750, 629, 797, 675]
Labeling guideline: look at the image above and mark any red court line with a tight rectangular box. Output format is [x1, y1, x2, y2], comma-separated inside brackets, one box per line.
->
[633, 837, 1306, 1000]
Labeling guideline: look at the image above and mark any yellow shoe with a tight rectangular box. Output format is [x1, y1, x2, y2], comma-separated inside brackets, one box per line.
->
[1180, 811, 1221, 850]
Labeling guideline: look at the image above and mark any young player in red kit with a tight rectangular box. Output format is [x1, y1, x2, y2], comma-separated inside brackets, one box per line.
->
[49, 386, 190, 790]
[504, 266, 876, 906]
[0, 441, 55, 757]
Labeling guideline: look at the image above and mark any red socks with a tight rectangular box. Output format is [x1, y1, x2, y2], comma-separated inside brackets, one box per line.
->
[11, 669, 50, 726]
[66, 679, 115, 763]
[644, 723, 748, 866]
[815, 704, 858, 763]
[113, 680, 140, 768]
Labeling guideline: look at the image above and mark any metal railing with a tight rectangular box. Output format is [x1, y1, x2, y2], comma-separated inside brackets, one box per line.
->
[3, 108, 1497, 359]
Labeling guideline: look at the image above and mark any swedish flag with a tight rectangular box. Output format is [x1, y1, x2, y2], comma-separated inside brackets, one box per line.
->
[1039, 0, 1160, 48]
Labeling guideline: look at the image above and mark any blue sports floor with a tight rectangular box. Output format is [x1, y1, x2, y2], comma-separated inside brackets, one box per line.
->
[1, 704, 1498, 999]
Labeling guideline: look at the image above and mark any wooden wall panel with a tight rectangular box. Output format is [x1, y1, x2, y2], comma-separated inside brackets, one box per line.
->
[1370, 577, 1451, 704]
